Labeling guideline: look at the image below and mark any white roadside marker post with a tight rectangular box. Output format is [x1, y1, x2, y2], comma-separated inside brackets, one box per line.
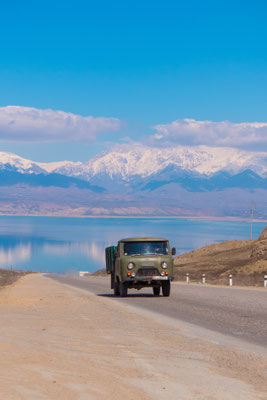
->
[202, 274, 206, 284]
[186, 273, 190, 284]
[229, 274, 233, 287]
[264, 275, 267, 288]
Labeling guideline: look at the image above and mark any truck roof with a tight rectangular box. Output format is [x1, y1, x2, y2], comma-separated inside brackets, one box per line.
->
[120, 237, 168, 242]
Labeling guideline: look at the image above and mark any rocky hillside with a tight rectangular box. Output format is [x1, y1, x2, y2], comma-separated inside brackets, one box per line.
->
[250, 227, 267, 259]
[174, 226, 267, 285]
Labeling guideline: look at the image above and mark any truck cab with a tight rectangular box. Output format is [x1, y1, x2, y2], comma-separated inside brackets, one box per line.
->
[105, 237, 176, 297]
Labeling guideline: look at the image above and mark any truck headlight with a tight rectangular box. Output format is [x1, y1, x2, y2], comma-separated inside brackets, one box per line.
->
[128, 262, 134, 270]
[161, 262, 168, 269]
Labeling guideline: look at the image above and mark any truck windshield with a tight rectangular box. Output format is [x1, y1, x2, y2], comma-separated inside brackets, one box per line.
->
[123, 241, 168, 256]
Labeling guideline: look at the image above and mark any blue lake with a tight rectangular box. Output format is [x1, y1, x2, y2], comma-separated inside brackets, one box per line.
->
[0, 216, 265, 273]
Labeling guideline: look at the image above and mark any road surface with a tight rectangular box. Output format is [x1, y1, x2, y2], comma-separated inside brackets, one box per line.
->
[49, 275, 267, 353]
[1, 273, 266, 399]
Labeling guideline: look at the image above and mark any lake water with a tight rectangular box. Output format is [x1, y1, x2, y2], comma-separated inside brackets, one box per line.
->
[0, 216, 266, 273]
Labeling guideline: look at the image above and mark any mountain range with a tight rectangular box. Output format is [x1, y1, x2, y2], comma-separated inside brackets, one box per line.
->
[0, 145, 266, 219]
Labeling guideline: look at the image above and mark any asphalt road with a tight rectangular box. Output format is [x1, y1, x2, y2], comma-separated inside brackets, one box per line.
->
[49, 275, 267, 351]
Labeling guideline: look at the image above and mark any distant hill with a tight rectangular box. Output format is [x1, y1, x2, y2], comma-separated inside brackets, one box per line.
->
[139, 169, 267, 192]
[0, 166, 104, 192]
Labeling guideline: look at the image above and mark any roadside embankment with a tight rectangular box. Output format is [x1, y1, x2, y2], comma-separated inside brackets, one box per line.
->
[0, 269, 33, 288]
[0, 273, 266, 399]
[174, 226, 267, 286]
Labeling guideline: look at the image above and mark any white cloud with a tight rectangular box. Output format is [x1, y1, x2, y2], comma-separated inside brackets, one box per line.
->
[152, 119, 267, 149]
[0, 106, 123, 142]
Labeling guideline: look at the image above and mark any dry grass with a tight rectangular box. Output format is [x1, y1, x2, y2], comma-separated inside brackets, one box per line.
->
[174, 228, 267, 286]
[91, 268, 107, 276]
[0, 269, 33, 288]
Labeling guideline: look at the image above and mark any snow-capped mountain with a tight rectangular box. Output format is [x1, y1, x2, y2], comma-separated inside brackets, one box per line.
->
[0, 146, 266, 218]
[81, 144, 267, 180]
[0, 144, 266, 184]
[0, 151, 46, 174]
[0, 151, 82, 175]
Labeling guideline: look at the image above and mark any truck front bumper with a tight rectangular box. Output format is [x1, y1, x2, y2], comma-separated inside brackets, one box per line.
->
[124, 276, 174, 282]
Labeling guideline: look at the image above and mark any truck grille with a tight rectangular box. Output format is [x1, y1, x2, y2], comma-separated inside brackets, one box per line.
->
[137, 267, 159, 277]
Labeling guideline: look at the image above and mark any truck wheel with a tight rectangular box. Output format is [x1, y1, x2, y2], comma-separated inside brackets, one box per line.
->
[162, 281, 171, 297]
[153, 287, 160, 296]
[114, 280, 120, 296]
[119, 281, 128, 297]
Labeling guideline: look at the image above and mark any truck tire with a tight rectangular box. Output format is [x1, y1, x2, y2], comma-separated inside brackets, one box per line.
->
[114, 280, 120, 296]
[111, 273, 115, 289]
[162, 281, 171, 297]
[153, 287, 160, 296]
[119, 281, 128, 297]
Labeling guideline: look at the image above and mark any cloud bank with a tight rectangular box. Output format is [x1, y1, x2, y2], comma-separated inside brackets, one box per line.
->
[152, 119, 267, 149]
[0, 106, 123, 142]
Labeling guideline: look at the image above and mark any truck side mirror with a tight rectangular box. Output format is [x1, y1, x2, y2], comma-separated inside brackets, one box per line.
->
[171, 247, 176, 256]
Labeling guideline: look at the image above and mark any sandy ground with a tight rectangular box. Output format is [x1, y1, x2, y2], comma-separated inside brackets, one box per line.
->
[0, 274, 266, 400]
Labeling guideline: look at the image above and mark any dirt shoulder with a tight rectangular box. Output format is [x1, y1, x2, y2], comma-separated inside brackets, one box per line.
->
[0, 269, 33, 288]
[0, 274, 266, 400]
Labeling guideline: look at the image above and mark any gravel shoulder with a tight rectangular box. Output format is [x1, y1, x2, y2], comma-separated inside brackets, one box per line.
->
[0, 274, 266, 400]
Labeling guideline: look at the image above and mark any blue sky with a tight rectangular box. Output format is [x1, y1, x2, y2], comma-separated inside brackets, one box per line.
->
[0, 0, 267, 161]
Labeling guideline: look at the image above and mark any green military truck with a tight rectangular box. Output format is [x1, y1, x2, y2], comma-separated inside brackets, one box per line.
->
[105, 237, 176, 297]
